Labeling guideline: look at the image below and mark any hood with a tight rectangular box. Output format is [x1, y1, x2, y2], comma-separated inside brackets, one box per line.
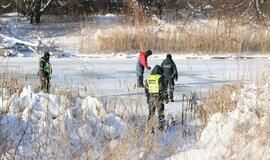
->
[166, 54, 172, 60]
[151, 65, 162, 75]
[146, 50, 152, 56]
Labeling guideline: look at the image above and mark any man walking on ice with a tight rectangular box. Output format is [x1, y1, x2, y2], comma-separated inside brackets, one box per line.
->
[161, 54, 178, 102]
[136, 50, 152, 88]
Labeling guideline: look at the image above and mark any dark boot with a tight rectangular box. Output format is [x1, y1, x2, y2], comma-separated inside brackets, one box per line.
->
[137, 76, 144, 88]
[158, 103, 165, 131]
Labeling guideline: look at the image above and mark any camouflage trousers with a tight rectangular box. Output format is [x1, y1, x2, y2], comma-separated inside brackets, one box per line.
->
[147, 95, 165, 131]
[39, 76, 50, 93]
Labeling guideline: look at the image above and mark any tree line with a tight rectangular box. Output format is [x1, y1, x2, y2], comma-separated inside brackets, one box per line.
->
[1, 0, 269, 24]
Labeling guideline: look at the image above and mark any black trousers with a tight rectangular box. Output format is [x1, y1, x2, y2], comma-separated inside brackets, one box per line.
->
[147, 95, 165, 130]
[164, 79, 175, 100]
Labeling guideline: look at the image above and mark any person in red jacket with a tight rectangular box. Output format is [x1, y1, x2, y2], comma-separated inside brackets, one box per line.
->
[136, 50, 152, 87]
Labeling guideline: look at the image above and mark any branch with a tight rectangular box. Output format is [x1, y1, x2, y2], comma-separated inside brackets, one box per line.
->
[1, 2, 12, 9]
[227, 0, 248, 10]
[40, 0, 54, 12]
[255, 0, 266, 17]
[241, 0, 255, 17]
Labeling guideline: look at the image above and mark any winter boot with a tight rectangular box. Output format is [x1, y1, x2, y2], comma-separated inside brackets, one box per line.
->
[137, 76, 144, 88]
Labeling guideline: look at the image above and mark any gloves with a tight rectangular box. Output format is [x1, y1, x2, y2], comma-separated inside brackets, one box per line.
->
[146, 66, 151, 70]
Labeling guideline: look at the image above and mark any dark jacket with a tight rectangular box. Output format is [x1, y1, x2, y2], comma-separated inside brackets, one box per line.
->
[39, 56, 52, 77]
[161, 57, 178, 81]
[145, 65, 167, 101]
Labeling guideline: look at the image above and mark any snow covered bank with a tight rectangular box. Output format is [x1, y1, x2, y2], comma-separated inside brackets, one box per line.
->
[0, 85, 195, 159]
[0, 86, 124, 159]
[3, 12, 270, 57]
[169, 84, 270, 160]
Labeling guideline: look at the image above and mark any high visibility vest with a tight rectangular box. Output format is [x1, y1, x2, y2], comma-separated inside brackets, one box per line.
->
[147, 74, 161, 94]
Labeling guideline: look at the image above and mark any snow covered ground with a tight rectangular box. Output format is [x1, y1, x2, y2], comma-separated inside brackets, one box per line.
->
[1, 86, 123, 159]
[0, 84, 196, 159]
[169, 84, 270, 160]
[1, 12, 270, 159]
[0, 12, 121, 56]
[1, 58, 270, 159]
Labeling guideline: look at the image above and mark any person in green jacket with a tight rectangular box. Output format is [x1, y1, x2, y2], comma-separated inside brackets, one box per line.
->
[38, 52, 52, 93]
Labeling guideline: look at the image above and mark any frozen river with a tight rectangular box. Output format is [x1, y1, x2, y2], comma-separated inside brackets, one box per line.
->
[1, 57, 269, 92]
[1, 56, 270, 116]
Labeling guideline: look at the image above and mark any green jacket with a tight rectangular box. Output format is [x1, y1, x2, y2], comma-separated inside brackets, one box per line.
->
[39, 56, 52, 77]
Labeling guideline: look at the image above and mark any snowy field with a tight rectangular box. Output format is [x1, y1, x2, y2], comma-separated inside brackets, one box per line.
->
[1, 56, 270, 159]
[1, 12, 270, 159]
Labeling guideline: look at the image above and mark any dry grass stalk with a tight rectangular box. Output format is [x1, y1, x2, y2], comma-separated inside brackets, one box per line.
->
[197, 84, 242, 136]
[93, 24, 270, 54]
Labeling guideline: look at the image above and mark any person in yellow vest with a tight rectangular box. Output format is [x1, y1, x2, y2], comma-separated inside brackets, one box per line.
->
[38, 52, 52, 93]
[145, 65, 168, 131]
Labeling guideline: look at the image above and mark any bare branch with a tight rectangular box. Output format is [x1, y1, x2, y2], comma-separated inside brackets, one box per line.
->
[1, 2, 11, 8]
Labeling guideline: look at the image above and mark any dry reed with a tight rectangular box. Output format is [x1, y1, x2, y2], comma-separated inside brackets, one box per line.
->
[79, 22, 270, 54]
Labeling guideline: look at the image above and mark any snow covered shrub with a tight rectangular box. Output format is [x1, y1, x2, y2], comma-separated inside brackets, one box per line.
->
[0, 85, 125, 159]
[197, 84, 242, 136]
[170, 75, 270, 160]
[53, 86, 81, 107]
[98, 124, 181, 160]
[0, 73, 24, 96]
[0, 47, 4, 57]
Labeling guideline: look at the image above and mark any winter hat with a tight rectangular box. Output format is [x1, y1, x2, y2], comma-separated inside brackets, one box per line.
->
[151, 65, 162, 75]
[44, 52, 50, 57]
[146, 50, 152, 56]
[166, 54, 172, 59]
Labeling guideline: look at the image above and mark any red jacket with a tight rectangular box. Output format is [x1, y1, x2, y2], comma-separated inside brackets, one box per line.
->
[139, 51, 150, 68]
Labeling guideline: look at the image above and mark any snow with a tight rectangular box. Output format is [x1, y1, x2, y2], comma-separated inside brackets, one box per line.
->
[97, 13, 118, 18]
[169, 84, 270, 160]
[1, 11, 270, 159]
[2, 12, 24, 17]
[0, 85, 124, 159]
[0, 84, 195, 159]
[2, 56, 270, 158]
[203, 4, 214, 11]
[1, 12, 269, 59]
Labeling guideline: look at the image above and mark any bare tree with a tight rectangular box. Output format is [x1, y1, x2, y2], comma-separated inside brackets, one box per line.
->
[2, 0, 86, 23]
[1, 0, 55, 23]
[122, 0, 151, 25]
